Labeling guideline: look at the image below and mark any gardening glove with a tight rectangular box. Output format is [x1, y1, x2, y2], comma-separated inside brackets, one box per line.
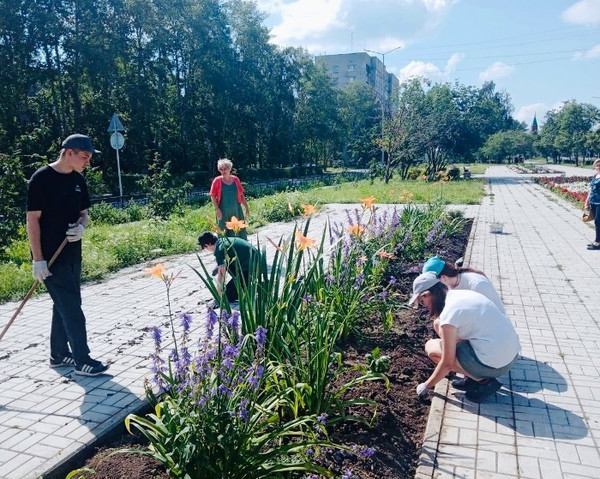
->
[66, 223, 85, 242]
[33, 260, 52, 282]
[416, 382, 430, 399]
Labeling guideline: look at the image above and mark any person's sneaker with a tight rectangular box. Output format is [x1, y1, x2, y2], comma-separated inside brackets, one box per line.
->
[75, 358, 109, 376]
[465, 378, 502, 403]
[451, 376, 478, 391]
[49, 352, 77, 368]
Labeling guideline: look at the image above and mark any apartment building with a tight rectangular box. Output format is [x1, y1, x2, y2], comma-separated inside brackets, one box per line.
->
[315, 52, 399, 104]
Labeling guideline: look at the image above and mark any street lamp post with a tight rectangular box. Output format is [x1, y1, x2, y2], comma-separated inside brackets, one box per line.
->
[365, 46, 402, 164]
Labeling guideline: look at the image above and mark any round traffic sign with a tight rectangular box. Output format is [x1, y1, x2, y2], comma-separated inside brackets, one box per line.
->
[110, 132, 125, 150]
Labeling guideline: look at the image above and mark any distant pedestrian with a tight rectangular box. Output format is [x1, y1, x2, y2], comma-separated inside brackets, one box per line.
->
[584, 158, 600, 250]
[410, 272, 520, 403]
[27, 134, 109, 376]
[198, 232, 262, 303]
[422, 256, 505, 314]
[210, 158, 250, 240]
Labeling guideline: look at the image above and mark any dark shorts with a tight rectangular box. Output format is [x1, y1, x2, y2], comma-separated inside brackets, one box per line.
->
[456, 341, 518, 380]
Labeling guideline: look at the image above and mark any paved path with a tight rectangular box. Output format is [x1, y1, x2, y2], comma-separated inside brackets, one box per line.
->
[417, 164, 600, 479]
[0, 163, 597, 478]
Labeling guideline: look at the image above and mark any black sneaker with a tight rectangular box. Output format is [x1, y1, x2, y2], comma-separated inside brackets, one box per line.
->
[75, 358, 109, 376]
[451, 376, 478, 391]
[49, 352, 77, 368]
[465, 378, 502, 403]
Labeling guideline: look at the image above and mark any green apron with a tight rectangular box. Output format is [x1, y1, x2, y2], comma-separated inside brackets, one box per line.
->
[218, 181, 247, 240]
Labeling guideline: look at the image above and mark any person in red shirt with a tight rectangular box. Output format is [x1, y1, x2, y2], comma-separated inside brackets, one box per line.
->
[209, 158, 250, 240]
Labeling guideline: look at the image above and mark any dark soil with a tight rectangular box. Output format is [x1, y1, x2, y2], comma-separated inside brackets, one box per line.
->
[68, 222, 471, 479]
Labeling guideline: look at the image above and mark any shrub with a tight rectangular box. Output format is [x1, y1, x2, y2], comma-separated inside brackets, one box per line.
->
[0, 152, 27, 258]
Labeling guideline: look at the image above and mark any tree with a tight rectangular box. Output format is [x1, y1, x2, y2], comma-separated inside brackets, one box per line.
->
[553, 101, 599, 166]
[0, 152, 27, 257]
[338, 82, 380, 168]
[479, 130, 534, 163]
[294, 62, 342, 168]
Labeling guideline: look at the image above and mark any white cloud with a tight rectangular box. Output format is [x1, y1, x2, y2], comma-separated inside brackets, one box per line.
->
[573, 44, 600, 59]
[444, 52, 465, 74]
[398, 60, 444, 82]
[396, 51, 464, 82]
[515, 103, 546, 125]
[255, 0, 456, 54]
[268, 0, 344, 44]
[562, 0, 600, 25]
[478, 62, 515, 82]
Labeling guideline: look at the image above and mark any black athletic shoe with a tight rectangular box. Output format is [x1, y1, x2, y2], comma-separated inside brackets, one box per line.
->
[465, 378, 502, 403]
[49, 352, 77, 368]
[75, 358, 109, 376]
[451, 376, 478, 391]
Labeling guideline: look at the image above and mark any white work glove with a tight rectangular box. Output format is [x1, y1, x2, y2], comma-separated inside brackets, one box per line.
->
[416, 382, 430, 399]
[66, 223, 85, 242]
[33, 260, 52, 282]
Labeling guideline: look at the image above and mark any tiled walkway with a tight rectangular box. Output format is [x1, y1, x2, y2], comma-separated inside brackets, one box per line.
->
[417, 165, 600, 479]
[0, 164, 598, 478]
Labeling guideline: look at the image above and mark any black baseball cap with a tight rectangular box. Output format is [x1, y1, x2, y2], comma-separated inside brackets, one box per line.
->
[62, 134, 100, 153]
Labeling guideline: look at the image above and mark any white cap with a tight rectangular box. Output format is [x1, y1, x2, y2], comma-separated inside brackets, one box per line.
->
[408, 271, 440, 306]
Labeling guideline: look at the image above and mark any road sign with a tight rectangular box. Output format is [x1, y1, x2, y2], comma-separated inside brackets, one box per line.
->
[107, 112, 124, 132]
[110, 132, 125, 150]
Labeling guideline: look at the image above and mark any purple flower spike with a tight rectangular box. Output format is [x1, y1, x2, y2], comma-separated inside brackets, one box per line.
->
[151, 327, 162, 346]
[254, 326, 267, 348]
[178, 312, 193, 332]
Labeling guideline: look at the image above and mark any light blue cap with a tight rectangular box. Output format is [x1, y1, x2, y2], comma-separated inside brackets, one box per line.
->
[422, 256, 445, 276]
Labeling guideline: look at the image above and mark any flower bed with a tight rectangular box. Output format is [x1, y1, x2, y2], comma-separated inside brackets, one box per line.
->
[68, 196, 470, 479]
[533, 175, 591, 205]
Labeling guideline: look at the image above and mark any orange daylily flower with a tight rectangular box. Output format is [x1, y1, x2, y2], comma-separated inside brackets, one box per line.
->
[377, 250, 395, 259]
[225, 216, 248, 234]
[301, 204, 317, 216]
[145, 263, 165, 279]
[347, 224, 365, 237]
[295, 231, 316, 251]
[360, 196, 376, 209]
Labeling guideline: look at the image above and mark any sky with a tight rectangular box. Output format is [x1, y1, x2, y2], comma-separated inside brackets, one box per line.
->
[254, 0, 600, 126]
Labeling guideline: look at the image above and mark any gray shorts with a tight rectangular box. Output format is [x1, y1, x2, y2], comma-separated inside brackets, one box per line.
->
[456, 341, 518, 380]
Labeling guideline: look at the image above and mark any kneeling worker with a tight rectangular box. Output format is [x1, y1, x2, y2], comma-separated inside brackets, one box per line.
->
[410, 272, 520, 403]
[198, 232, 261, 303]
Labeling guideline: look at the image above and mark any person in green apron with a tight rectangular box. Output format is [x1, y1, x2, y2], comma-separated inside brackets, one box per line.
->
[209, 158, 250, 240]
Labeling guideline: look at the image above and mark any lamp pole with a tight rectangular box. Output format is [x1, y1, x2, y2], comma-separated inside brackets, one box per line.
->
[365, 46, 402, 164]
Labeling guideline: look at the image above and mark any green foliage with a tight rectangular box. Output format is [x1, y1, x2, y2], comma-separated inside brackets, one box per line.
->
[138, 154, 192, 220]
[0, 152, 27, 258]
[365, 348, 391, 374]
[88, 201, 148, 225]
[84, 167, 111, 196]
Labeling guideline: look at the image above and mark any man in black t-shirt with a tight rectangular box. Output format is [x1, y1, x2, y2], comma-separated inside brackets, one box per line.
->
[27, 134, 109, 376]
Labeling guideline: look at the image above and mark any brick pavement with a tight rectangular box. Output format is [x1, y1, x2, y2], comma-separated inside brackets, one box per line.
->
[417, 164, 600, 479]
[0, 164, 598, 478]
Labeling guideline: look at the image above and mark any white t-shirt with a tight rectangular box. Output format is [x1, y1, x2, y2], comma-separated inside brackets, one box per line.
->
[456, 272, 506, 314]
[439, 290, 520, 368]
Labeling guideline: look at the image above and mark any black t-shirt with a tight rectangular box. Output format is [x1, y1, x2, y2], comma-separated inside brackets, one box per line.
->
[27, 165, 90, 262]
